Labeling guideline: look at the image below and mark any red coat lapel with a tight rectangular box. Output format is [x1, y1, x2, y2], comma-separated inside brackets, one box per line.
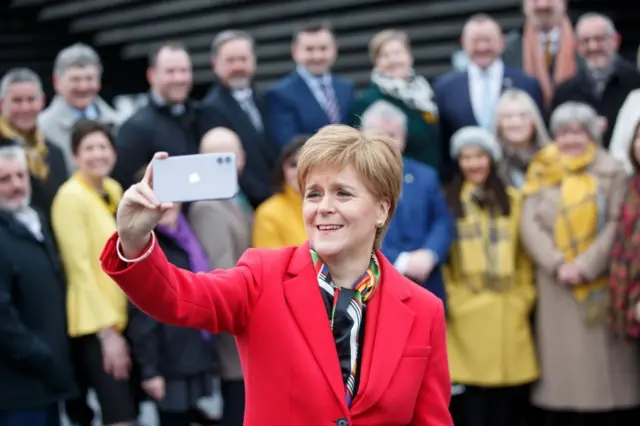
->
[283, 243, 347, 409]
[351, 252, 415, 416]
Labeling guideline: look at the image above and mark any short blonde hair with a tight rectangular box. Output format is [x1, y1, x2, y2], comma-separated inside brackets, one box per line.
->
[297, 125, 403, 250]
[368, 29, 410, 63]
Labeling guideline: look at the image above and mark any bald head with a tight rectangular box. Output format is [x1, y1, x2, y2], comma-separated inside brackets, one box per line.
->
[200, 127, 245, 174]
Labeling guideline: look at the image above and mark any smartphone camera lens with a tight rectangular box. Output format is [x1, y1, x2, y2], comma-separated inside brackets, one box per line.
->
[216, 157, 223, 164]
[225, 156, 231, 164]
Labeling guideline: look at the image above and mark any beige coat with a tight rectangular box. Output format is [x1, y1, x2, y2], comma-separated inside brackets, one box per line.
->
[188, 198, 252, 380]
[520, 149, 640, 411]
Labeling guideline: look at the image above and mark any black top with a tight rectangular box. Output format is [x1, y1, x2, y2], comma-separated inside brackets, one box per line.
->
[126, 231, 219, 380]
[111, 94, 215, 191]
[552, 58, 640, 148]
[203, 83, 279, 208]
[0, 209, 76, 410]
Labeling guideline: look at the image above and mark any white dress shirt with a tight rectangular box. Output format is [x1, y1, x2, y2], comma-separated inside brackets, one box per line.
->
[538, 27, 560, 55]
[14, 207, 43, 241]
[468, 59, 504, 128]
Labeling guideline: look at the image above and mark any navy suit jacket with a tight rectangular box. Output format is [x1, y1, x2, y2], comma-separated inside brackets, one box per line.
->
[381, 158, 454, 307]
[266, 71, 355, 148]
[434, 66, 543, 180]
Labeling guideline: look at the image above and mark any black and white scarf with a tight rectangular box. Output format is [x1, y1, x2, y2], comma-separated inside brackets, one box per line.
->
[371, 68, 439, 116]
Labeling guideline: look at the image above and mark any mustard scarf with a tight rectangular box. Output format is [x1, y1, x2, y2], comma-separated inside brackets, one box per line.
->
[456, 182, 516, 292]
[0, 115, 49, 181]
[523, 142, 608, 324]
[73, 172, 118, 216]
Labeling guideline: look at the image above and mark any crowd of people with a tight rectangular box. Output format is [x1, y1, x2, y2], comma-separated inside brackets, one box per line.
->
[2, 0, 640, 425]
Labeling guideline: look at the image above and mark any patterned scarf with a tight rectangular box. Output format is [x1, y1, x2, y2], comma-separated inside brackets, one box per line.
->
[371, 68, 439, 121]
[310, 249, 380, 408]
[455, 183, 516, 293]
[609, 174, 640, 338]
[523, 142, 608, 325]
[0, 115, 49, 181]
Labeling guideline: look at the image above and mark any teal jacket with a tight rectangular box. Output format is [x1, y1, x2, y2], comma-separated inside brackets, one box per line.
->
[350, 84, 441, 170]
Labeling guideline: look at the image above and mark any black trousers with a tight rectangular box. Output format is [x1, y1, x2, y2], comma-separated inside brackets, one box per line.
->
[64, 334, 142, 425]
[221, 379, 245, 426]
[452, 384, 531, 426]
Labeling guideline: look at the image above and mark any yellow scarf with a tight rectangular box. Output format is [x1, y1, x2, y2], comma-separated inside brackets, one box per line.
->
[0, 115, 49, 181]
[456, 182, 516, 292]
[74, 172, 119, 215]
[523, 142, 608, 324]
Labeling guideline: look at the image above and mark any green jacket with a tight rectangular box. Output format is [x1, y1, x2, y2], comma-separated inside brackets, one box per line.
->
[350, 84, 441, 170]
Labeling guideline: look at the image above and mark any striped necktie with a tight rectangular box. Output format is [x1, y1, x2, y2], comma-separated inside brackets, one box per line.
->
[320, 80, 341, 124]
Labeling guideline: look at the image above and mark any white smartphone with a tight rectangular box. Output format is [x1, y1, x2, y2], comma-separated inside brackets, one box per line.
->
[152, 153, 238, 203]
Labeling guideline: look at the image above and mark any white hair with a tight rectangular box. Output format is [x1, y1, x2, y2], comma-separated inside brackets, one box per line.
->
[0, 145, 27, 168]
[576, 12, 616, 36]
[0, 68, 43, 100]
[550, 101, 601, 143]
[54, 43, 103, 77]
[361, 100, 408, 131]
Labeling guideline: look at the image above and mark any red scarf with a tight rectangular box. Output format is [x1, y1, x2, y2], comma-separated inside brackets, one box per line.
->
[609, 174, 640, 338]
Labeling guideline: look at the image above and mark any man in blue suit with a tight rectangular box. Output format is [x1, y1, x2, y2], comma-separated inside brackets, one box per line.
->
[434, 14, 543, 181]
[266, 21, 355, 148]
[362, 99, 454, 307]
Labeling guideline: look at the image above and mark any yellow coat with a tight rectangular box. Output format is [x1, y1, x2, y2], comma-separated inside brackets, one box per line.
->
[51, 174, 128, 337]
[443, 186, 539, 387]
[252, 184, 306, 248]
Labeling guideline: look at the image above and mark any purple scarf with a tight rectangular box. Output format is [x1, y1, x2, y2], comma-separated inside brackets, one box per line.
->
[157, 213, 212, 339]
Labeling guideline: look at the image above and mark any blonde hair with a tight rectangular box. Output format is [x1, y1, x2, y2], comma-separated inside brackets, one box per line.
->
[368, 29, 410, 63]
[492, 89, 550, 149]
[297, 125, 403, 250]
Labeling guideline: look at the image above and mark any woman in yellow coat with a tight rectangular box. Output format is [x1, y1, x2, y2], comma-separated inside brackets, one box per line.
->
[443, 127, 538, 426]
[51, 119, 136, 426]
[252, 135, 308, 248]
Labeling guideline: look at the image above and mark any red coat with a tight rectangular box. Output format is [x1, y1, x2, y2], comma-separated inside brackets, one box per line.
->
[101, 234, 452, 426]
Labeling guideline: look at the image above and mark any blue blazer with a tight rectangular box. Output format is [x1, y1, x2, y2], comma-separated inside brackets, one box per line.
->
[381, 158, 454, 306]
[434, 67, 543, 179]
[266, 71, 355, 148]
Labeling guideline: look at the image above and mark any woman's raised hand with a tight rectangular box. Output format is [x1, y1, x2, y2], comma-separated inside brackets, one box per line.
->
[117, 152, 174, 257]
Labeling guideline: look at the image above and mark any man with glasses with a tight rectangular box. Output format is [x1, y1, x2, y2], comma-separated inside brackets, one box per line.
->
[551, 12, 640, 148]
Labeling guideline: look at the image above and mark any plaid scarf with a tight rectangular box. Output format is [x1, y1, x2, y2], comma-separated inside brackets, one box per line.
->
[310, 249, 380, 408]
[523, 142, 608, 325]
[455, 183, 515, 293]
[0, 115, 49, 181]
[609, 174, 640, 338]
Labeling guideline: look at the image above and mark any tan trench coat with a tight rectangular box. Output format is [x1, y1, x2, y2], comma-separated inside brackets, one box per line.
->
[520, 150, 640, 411]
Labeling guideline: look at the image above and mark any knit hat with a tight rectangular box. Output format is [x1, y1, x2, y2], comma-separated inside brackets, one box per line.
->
[450, 126, 502, 162]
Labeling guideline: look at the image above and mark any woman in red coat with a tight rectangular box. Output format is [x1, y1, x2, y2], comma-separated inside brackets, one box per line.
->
[100, 124, 452, 426]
